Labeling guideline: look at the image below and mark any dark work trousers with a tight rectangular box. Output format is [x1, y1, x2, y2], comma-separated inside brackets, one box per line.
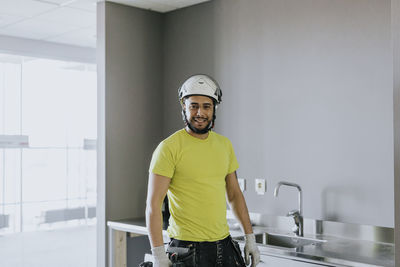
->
[167, 235, 246, 267]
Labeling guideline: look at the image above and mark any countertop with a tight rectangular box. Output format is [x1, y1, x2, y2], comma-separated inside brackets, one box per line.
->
[237, 226, 394, 267]
[107, 217, 394, 267]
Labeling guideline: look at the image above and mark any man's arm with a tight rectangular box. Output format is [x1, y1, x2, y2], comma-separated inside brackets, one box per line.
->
[226, 171, 260, 267]
[146, 173, 171, 248]
[225, 171, 253, 234]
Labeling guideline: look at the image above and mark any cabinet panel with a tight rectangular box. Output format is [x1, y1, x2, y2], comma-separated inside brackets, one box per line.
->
[259, 254, 328, 267]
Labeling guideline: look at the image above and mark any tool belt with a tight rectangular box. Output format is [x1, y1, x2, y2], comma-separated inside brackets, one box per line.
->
[167, 245, 196, 266]
[138, 246, 195, 267]
[139, 236, 245, 267]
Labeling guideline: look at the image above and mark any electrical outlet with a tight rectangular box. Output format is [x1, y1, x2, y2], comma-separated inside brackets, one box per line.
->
[255, 179, 266, 195]
[238, 178, 246, 192]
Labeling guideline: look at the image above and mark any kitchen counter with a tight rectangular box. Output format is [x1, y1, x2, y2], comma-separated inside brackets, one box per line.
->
[236, 226, 394, 267]
[107, 215, 394, 267]
[108, 217, 160, 236]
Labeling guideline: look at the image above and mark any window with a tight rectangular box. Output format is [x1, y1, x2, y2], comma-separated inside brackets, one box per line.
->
[0, 54, 97, 267]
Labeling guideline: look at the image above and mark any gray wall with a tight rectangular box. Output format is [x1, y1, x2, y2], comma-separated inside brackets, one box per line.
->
[162, 0, 393, 227]
[162, 2, 216, 136]
[98, 2, 394, 265]
[392, 0, 400, 264]
[104, 0, 163, 220]
[97, 2, 163, 266]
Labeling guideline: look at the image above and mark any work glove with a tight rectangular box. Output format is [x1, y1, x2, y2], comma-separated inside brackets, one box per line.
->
[244, 233, 260, 267]
[151, 245, 172, 267]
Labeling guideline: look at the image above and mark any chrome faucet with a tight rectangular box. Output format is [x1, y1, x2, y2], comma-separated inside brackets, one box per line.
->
[274, 181, 303, 237]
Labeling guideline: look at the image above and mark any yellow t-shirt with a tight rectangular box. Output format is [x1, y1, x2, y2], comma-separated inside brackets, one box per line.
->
[149, 129, 239, 241]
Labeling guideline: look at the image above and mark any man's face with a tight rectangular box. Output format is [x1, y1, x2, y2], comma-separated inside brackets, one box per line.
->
[183, 95, 214, 132]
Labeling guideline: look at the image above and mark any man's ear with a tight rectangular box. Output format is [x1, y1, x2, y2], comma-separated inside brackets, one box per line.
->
[180, 99, 186, 109]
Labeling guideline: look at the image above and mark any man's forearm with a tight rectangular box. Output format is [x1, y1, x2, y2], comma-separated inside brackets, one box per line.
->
[146, 173, 171, 248]
[146, 207, 165, 248]
[229, 192, 253, 234]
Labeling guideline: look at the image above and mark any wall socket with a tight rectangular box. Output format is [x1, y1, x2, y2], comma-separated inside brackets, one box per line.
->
[238, 178, 246, 192]
[255, 179, 266, 195]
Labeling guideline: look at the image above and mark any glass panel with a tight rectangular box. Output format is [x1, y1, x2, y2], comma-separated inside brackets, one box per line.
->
[22, 149, 67, 202]
[84, 150, 97, 203]
[0, 53, 97, 267]
[22, 149, 67, 232]
[67, 149, 84, 200]
[21, 59, 97, 147]
[0, 64, 4, 133]
[3, 203, 19, 234]
[22, 60, 69, 147]
[4, 149, 21, 204]
[64, 69, 97, 147]
[0, 151, 3, 207]
[4, 63, 21, 134]
[1, 149, 21, 234]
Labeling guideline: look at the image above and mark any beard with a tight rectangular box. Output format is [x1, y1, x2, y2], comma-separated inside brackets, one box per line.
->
[187, 117, 212, 134]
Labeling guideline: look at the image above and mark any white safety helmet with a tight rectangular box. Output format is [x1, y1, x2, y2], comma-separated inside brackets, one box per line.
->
[178, 74, 222, 104]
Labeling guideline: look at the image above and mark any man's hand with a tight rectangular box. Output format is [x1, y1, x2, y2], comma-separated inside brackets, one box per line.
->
[244, 233, 260, 267]
[151, 246, 172, 267]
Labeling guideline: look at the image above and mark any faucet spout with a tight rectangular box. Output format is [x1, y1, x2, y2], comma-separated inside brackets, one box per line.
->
[274, 181, 303, 236]
[274, 181, 303, 215]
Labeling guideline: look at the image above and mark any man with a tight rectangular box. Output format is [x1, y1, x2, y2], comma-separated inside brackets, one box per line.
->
[146, 74, 260, 267]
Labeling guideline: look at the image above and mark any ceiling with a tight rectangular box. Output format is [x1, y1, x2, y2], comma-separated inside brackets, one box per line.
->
[0, 0, 210, 48]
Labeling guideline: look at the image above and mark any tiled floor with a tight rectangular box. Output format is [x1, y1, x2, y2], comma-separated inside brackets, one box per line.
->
[0, 225, 96, 267]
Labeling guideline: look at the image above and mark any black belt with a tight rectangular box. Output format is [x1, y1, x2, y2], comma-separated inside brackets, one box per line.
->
[170, 235, 231, 248]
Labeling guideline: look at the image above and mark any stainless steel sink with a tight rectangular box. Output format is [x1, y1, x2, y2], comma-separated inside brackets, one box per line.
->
[235, 233, 326, 250]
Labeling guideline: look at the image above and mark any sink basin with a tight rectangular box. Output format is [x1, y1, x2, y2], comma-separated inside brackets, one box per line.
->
[235, 233, 326, 249]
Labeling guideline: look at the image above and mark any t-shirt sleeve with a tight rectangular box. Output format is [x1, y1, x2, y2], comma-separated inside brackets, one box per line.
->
[227, 140, 239, 174]
[149, 141, 175, 178]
